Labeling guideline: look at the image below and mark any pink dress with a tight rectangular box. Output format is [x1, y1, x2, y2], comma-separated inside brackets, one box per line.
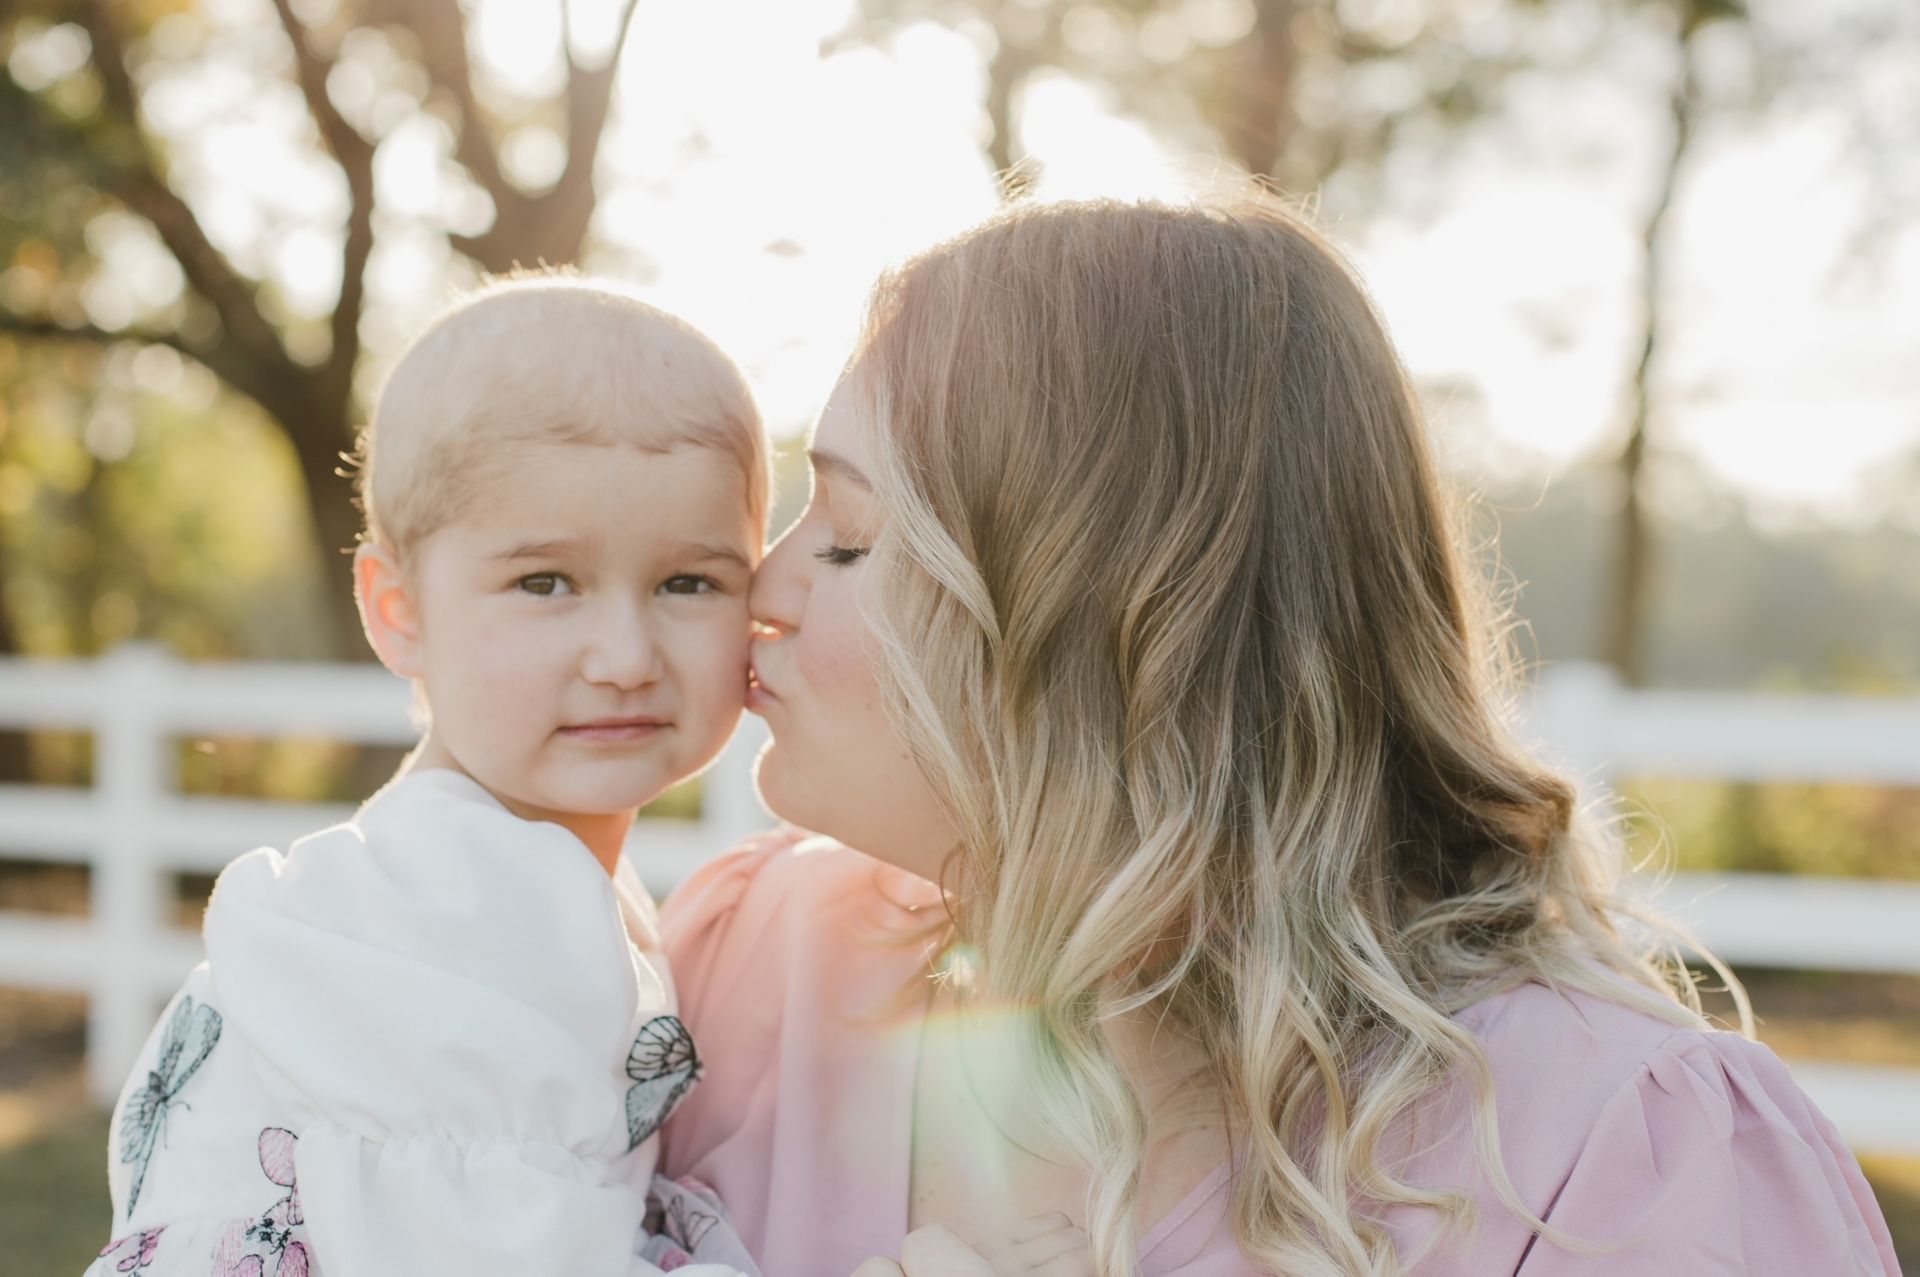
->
[658, 835, 1901, 1275]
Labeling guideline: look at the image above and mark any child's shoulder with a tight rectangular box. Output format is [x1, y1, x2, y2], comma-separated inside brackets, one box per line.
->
[201, 767, 650, 1075]
[212, 767, 612, 927]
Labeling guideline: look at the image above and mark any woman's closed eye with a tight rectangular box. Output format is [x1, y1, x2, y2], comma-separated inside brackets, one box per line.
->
[814, 543, 869, 568]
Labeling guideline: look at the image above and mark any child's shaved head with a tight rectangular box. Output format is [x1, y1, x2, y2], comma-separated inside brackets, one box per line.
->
[357, 275, 767, 559]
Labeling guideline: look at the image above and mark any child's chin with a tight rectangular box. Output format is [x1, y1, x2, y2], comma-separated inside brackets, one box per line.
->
[529, 767, 668, 816]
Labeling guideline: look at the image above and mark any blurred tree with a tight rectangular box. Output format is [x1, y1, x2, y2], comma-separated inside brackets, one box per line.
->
[1606, 0, 1737, 686]
[830, 0, 1547, 196]
[0, 0, 644, 655]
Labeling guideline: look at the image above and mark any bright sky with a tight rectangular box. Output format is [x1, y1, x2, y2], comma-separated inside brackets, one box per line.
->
[21, 0, 1920, 524]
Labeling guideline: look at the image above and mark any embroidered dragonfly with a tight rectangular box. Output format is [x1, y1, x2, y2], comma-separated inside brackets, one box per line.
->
[119, 995, 223, 1216]
[625, 1014, 701, 1149]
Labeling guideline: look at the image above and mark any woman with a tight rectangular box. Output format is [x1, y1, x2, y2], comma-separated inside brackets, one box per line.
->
[658, 198, 1897, 1275]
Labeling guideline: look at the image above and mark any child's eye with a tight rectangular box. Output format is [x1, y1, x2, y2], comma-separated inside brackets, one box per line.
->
[661, 574, 717, 596]
[516, 573, 574, 597]
[813, 544, 869, 568]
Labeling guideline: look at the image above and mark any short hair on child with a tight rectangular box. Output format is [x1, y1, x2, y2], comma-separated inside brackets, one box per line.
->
[356, 273, 768, 559]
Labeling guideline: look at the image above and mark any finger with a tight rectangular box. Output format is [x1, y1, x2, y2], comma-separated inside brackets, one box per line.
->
[1009, 1212, 1077, 1243]
[900, 1225, 998, 1277]
[1032, 1249, 1097, 1277]
[1013, 1228, 1089, 1268]
[850, 1260, 906, 1277]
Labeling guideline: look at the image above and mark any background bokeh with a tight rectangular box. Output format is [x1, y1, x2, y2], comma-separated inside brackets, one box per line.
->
[2, 0, 1916, 1269]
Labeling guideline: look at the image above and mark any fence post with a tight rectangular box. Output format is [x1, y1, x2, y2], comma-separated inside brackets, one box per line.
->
[87, 642, 171, 1105]
[1526, 662, 1623, 791]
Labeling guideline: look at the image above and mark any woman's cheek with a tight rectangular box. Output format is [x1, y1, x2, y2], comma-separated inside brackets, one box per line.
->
[810, 603, 888, 732]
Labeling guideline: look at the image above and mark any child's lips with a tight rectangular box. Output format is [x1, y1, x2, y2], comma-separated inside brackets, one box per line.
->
[558, 718, 669, 742]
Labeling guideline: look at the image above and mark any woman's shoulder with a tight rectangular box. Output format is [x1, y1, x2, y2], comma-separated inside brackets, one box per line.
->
[662, 829, 927, 944]
[1455, 967, 1822, 1129]
[1413, 970, 1899, 1273]
[1455, 970, 1810, 1164]
[660, 830, 942, 1020]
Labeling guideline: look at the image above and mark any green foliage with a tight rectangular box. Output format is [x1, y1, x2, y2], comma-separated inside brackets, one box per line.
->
[1622, 777, 1920, 880]
[0, 338, 329, 662]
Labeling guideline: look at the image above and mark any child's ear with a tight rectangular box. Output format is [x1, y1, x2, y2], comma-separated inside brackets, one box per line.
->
[354, 543, 424, 678]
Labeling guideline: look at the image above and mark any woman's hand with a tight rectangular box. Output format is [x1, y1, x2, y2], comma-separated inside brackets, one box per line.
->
[851, 1215, 1092, 1277]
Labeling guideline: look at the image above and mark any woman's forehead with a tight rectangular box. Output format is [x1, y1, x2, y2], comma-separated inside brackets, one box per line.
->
[811, 379, 875, 474]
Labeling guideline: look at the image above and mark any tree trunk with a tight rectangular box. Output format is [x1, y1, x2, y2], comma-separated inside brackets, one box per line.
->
[1605, 9, 1703, 687]
[1225, 0, 1298, 184]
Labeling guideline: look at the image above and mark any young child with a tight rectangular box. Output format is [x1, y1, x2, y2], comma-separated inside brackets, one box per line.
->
[86, 276, 768, 1277]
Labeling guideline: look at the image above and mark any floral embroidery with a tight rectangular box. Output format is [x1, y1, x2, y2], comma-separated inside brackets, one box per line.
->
[98, 1228, 164, 1272]
[119, 995, 222, 1216]
[624, 1014, 701, 1150]
[213, 1128, 309, 1277]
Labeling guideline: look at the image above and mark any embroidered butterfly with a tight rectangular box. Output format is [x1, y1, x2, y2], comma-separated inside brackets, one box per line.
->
[625, 1014, 701, 1150]
[119, 995, 223, 1216]
[641, 1177, 726, 1266]
[661, 1191, 721, 1251]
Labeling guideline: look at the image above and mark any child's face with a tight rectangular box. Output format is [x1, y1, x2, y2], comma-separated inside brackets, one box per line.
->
[386, 441, 758, 821]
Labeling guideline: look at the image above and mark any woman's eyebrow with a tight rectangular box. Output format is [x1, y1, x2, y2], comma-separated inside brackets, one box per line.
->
[807, 448, 872, 493]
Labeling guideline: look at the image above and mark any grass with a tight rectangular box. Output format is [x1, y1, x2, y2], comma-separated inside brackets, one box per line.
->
[0, 1074, 111, 1274]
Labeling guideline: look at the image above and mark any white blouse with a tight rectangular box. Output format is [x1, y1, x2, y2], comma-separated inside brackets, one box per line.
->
[85, 768, 753, 1277]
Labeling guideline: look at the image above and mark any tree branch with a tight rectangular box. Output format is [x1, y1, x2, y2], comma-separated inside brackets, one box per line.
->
[266, 0, 377, 402]
[0, 310, 286, 414]
[406, 0, 516, 211]
[70, 0, 292, 379]
[446, 0, 641, 271]
[552, 0, 642, 196]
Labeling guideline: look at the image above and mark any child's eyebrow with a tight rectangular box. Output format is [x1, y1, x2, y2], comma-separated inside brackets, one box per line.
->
[679, 543, 753, 571]
[808, 448, 872, 493]
[490, 538, 583, 561]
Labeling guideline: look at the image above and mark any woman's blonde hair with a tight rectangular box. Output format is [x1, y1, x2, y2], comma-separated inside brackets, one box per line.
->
[849, 198, 1741, 1275]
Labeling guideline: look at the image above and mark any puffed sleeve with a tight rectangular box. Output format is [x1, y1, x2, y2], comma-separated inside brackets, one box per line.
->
[1518, 1031, 1900, 1274]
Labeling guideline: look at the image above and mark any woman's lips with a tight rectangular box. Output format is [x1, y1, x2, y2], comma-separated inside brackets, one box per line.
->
[557, 718, 668, 742]
[746, 662, 780, 711]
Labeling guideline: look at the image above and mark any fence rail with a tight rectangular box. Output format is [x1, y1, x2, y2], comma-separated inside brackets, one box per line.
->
[1, 646, 1916, 1154]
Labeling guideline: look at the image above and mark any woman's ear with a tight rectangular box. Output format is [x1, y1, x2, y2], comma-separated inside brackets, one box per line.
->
[354, 543, 424, 678]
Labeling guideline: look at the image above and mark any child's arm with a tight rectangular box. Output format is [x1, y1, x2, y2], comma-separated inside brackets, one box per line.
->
[78, 971, 314, 1276]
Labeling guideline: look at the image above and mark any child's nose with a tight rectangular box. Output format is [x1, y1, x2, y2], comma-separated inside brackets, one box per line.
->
[580, 604, 663, 689]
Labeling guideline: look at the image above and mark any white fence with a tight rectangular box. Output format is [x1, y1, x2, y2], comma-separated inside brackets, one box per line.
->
[0, 646, 1916, 1154]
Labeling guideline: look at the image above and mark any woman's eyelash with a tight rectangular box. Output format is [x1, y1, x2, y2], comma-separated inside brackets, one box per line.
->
[813, 544, 869, 567]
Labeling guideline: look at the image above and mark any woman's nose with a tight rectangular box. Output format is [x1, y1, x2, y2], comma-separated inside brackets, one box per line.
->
[749, 523, 807, 636]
